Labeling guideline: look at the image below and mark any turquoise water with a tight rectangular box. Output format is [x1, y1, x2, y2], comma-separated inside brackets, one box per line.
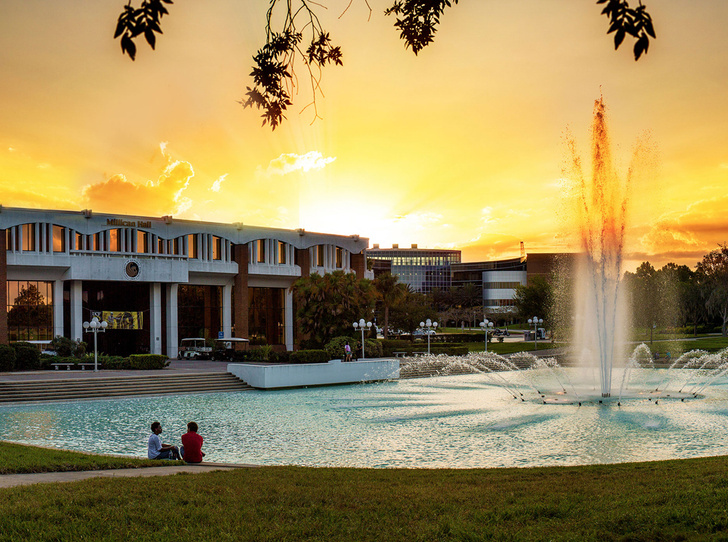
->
[2, 374, 728, 468]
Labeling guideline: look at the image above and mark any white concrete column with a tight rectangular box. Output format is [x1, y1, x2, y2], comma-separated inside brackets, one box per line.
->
[222, 281, 233, 339]
[166, 283, 178, 359]
[53, 280, 64, 338]
[150, 282, 162, 355]
[285, 288, 294, 351]
[70, 281, 83, 341]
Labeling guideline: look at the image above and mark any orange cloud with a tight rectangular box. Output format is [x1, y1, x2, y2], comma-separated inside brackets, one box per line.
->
[82, 158, 195, 217]
[629, 195, 728, 268]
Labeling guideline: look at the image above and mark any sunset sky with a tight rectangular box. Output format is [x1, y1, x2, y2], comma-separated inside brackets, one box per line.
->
[1, 1, 727, 271]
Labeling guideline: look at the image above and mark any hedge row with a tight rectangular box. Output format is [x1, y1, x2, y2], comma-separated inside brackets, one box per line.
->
[23, 353, 168, 371]
[231, 349, 330, 364]
[0, 342, 42, 372]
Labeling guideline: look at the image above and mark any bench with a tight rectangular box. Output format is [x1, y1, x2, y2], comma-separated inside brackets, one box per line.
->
[78, 363, 99, 370]
[393, 352, 407, 358]
[52, 363, 74, 370]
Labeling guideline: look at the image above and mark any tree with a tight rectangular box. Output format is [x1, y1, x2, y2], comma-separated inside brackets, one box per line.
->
[513, 276, 553, 324]
[389, 289, 435, 335]
[114, 0, 655, 129]
[373, 273, 407, 339]
[291, 271, 376, 347]
[696, 244, 728, 337]
[624, 262, 660, 341]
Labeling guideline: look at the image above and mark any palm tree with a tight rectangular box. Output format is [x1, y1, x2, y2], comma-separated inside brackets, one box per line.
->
[373, 273, 407, 339]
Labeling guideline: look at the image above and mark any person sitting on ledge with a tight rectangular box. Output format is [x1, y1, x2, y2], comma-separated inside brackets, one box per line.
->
[147, 421, 181, 460]
[180, 421, 206, 464]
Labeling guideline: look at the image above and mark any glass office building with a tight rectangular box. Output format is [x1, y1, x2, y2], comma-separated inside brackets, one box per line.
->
[367, 245, 461, 294]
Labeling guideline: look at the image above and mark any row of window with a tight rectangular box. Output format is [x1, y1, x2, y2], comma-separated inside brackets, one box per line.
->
[483, 282, 523, 289]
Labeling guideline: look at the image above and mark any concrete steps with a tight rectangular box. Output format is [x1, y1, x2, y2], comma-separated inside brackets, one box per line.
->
[0, 373, 253, 404]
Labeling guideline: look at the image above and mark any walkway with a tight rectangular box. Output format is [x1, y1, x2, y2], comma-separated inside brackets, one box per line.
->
[0, 359, 232, 383]
[0, 463, 254, 489]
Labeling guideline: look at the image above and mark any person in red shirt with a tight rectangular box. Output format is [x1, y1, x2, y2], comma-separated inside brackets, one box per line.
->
[180, 421, 206, 463]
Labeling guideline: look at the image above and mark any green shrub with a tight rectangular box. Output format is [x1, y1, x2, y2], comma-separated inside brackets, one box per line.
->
[289, 349, 329, 364]
[270, 350, 292, 363]
[50, 336, 87, 358]
[324, 336, 357, 360]
[39, 354, 56, 370]
[11, 342, 40, 370]
[431, 346, 469, 356]
[98, 355, 127, 370]
[127, 354, 169, 370]
[0, 345, 17, 371]
[363, 339, 383, 358]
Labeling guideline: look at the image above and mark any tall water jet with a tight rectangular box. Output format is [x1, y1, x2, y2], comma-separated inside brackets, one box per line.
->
[565, 97, 631, 397]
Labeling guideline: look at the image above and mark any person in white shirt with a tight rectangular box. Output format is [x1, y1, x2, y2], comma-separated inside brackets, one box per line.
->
[147, 421, 181, 460]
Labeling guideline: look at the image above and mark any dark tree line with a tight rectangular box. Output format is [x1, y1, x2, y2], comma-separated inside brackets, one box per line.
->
[114, 0, 655, 128]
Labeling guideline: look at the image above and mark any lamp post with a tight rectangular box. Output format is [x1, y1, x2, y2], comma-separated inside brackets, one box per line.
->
[352, 318, 372, 359]
[418, 318, 438, 354]
[527, 316, 543, 351]
[479, 319, 494, 352]
[83, 316, 108, 372]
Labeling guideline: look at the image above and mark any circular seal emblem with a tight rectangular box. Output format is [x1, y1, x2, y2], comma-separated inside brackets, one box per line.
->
[125, 260, 140, 279]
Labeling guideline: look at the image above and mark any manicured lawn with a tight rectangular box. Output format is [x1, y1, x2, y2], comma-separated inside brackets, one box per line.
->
[3, 449, 728, 541]
[641, 336, 728, 356]
[0, 441, 174, 475]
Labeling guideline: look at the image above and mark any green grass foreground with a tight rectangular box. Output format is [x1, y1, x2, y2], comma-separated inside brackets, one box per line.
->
[3, 451, 728, 541]
[0, 441, 175, 475]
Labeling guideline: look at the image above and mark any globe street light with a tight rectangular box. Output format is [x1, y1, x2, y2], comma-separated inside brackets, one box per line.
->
[479, 319, 494, 353]
[83, 315, 108, 372]
[418, 318, 438, 354]
[352, 318, 372, 359]
[527, 316, 543, 351]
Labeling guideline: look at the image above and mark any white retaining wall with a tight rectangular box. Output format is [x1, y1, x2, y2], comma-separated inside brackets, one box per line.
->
[228, 359, 400, 389]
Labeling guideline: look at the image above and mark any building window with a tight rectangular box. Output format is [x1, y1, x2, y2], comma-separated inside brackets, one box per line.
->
[278, 241, 286, 264]
[172, 238, 181, 255]
[188, 234, 198, 259]
[93, 232, 102, 251]
[6, 280, 53, 341]
[212, 236, 222, 260]
[158, 238, 166, 254]
[21, 224, 35, 252]
[316, 245, 324, 267]
[109, 229, 121, 252]
[177, 285, 222, 340]
[248, 287, 285, 345]
[74, 232, 83, 251]
[137, 231, 149, 254]
[52, 225, 66, 253]
[335, 247, 343, 268]
[257, 239, 266, 263]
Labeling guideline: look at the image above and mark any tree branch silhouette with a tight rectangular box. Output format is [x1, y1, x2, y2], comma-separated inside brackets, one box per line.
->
[114, 0, 655, 129]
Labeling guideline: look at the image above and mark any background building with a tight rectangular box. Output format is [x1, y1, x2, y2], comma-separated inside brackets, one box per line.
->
[1, 207, 369, 357]
[451, 252, 575, 311]
[367, 244, 461, 294]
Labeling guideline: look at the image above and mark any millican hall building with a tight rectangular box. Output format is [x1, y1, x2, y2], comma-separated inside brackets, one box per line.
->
[0, 207, 369, 357]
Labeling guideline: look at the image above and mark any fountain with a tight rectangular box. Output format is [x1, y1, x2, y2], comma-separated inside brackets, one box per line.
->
[565, 96, 630, 398]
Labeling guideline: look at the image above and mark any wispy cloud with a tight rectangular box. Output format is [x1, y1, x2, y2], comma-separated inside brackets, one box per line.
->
[210, 173, 228, 192]
[259, 151, 336, 176]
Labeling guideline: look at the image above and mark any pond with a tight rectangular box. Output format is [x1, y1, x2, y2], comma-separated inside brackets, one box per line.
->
[2, 373, 728, 468]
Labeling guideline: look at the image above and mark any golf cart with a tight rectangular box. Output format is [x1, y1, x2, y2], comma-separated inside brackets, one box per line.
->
[211, 337, 250, 361]
[178, 338, 213, 360]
